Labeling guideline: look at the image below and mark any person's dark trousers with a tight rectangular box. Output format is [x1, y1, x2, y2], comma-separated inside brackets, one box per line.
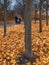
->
[15, 16, 18, 24]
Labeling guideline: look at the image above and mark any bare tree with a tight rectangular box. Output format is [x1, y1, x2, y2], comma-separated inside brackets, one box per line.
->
[35, 4, 37, 23]
[4, 0, 7, 36]
[0, 0, 12, 36]
[46, 0, 48, 26]
[39, 0, 42, 32]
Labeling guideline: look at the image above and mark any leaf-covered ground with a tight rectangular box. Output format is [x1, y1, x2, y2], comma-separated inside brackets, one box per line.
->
[0, 21, 49, 65]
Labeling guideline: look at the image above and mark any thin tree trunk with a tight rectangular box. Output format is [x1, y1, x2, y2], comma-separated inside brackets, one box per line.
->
[4, 9, 6, 36]
[35, 9, 37, 23]
[39, 0, 42, 32]
[46, 2, 48, 26]
[4, 0, 7, 37]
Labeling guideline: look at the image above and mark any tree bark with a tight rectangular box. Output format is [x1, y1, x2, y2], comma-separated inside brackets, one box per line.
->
[4, 9, 6, 36]
[46, 2, 48, 26]
[39, 0, 42, 32]
[4, 0, 7, 36]
[24, 0, 32, 57]
[35, 9, 37, 23]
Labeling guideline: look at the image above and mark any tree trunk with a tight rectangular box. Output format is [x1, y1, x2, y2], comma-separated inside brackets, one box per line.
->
[24, 0, 32, 57]
[4, 9, 6, 36]
[46, 2, 48, 26]
[39, 0, 42, 32]
[4, 0, 7, 37]
[35, 9, 37, 23]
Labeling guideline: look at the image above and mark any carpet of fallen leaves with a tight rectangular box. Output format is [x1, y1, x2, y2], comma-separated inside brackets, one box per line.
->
[0, 20, 49, 65]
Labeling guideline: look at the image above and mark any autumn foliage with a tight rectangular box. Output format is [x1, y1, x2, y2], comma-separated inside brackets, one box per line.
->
[0, 21, 49, 65]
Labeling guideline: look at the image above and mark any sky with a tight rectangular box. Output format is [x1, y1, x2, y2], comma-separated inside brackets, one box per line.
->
[10, 0, 40, 10]
[0, 0, 47, 10]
